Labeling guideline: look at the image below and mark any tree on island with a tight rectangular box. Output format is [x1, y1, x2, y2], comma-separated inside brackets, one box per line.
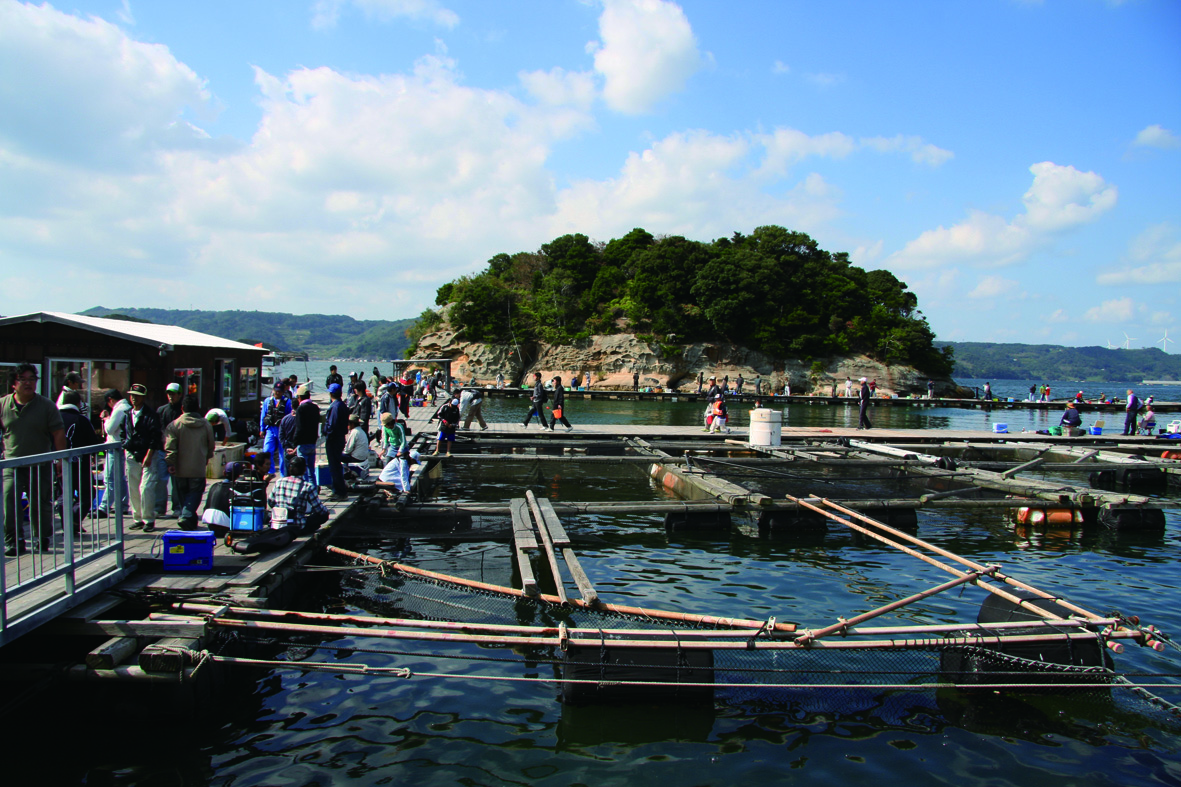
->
[417, 225, 954, 376]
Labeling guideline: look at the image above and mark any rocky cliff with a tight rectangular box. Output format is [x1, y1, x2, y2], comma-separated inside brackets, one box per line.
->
[413, 324, 956, 396]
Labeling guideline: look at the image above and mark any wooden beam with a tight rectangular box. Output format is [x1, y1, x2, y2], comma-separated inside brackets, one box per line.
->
[139, 637, 201, 673]
[49, 619, 206, 637]
[509, 498, 539, 596]
[533, 497, 599, 606]
[525, 491, 567, 604]
[85, 636, 139, 670]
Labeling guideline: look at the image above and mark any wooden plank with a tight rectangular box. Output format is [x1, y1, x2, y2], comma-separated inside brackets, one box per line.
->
[50, 619, 206, 637]
[139, 637, 201, 672]
[525, 490, 567, 604]
[509, 498, 538, 549]
[533, 498, 571, 547]
[533, 497, 598, 605]
[509, 498, 538, 596]
[85, 636, 138, 670]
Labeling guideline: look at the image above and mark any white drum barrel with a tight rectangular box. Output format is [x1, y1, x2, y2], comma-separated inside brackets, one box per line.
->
[748, 408, 782, 446]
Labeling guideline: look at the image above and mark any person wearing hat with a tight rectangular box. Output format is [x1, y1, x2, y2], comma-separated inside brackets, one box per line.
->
[122, 383, 163, 532]
[433, 395, 462, 455]
[708, 393, 728, 433]
[858, 377, 873, 430]
[205, 407, 233, 447]
[260, 385, 292, 477]
[377, 411, 408, 465]
[1060, 401, 1082, 432]
[154, 382, 185, 519]
[292, 384, 321, 489]
[323, 382, 349, 499]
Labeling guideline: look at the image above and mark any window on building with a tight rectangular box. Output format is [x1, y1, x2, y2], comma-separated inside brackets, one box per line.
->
[174, 368, 202, 408]
[239, 367, 259, 402]
[90, 361, 130, 416]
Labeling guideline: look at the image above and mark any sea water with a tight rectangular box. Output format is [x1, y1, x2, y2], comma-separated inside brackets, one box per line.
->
[40, 362, 1168, 785]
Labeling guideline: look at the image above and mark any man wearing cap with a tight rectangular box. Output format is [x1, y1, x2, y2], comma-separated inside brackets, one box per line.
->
[154, 382, 185, 519]
[260, 385, 292, 477]
[433, 396, 461, 455]
[323, 382, 349, 499]
[205, 407, 233, 447]
[2, 362, 67, 555]
[123, 383, 163, 531]
[858, 377, 873, 430]
[292, 385, 321, 489]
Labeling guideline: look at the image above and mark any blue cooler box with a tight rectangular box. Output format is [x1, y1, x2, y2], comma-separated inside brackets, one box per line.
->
[993, 423, 1008, 434]
[317, 463, 332, 486]
[230, 506, 267, 532]
[161, 530, 216, 572]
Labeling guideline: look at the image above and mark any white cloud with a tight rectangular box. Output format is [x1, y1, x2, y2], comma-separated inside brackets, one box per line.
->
[591, 0, 702, 114]
[1096, 223, 1181, 284]
[967, 275, 1019, 299]
[0, 1, 213, 168]
[519, 67, 596, 110]
[117, 0, 135, 25]
[1084, 296, 1136, 323]
[772, 60, 790, 74]
[805, 72, 843, 88]
[850, 240, 883, 266]
[1132, 124, 1181, 150]
[311, 0, 459, 30]
[861, 135, 953, 166]
[755, 128, 951, 177]
[890, 162, 1117, 269]
[1047, 309, 1069, 323]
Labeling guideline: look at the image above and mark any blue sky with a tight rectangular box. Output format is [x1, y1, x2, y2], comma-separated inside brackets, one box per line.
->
[1, 0, 1179, 352]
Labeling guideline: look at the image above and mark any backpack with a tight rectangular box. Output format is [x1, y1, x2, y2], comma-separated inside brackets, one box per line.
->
[264, 398, 287, 427]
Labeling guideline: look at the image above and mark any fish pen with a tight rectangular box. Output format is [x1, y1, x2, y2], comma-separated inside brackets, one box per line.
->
[140, 433, 1181, 731]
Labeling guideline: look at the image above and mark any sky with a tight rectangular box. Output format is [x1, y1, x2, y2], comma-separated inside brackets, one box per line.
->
[1, 0, 1179, 351]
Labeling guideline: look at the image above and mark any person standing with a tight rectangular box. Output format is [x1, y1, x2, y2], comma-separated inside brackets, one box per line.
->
[1123, 389, 1141, 436]
[2, 363, 67, 555]
[99, 388, 132, 518]
[496, 372, 505, 390]
[123, 384, 163, 532]
[736, 374, 745, 395]
[632, 370, 640, 392]
[323, 383, 349, 499]
[325, 365, 344, 391]
[1028, 384, 1037, 403]
[708, 395, 728, 433]
[56, 371, 90, 422]
[858, 377, 873, 430]
[163, 395, 215, 530]
[367, 367, 381, 393]
[292, 385, 321, 489]
[584, 371, 591, 391]
[869, 378, 877, 397]
[351, 381, 372, 436]
[927, 380, 935, 399]
[259, 386, 292, 477]
[548, 376, 573, 431]
[754, 376, 761, 396]
[58, 389, 101, 532]
[522, 372, 549, 429]
[154, 382, 184, 520]
[696, 371, 704, 394]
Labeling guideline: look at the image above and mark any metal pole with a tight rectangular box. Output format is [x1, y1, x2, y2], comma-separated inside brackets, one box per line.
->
[62, 455, 75, 596]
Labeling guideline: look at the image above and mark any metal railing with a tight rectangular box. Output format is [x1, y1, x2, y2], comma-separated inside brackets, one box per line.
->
[1, 442, 132, 646]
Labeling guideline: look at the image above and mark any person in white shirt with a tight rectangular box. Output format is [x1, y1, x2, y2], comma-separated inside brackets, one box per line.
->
[204, 408, 233, 446]
[341, 415, 370, 479]
[99, 388, 132, 516]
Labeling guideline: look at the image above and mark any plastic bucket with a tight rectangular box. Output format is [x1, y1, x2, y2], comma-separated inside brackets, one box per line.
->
[748, 408, 782, 446]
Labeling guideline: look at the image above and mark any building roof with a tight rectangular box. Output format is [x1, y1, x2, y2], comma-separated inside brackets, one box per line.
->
[0, 311, 264, 353]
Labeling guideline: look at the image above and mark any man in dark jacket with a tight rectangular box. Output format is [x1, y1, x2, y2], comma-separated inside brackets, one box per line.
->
[323, 383, 349, 499]
[292, 385, 321, 489]
[59, 389, 101, 531]
[325, 365, 344, 391]
[350, 381, 372, 436]
[123, 383, 163, 531]
[522, 372, 549, 429]
[858, 377, 873, 430]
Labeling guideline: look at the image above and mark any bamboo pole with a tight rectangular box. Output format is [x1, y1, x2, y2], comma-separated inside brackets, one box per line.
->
[794, 567, 998, 645]
[325, 544, 798, 632]
[814, 496, 1107, 622]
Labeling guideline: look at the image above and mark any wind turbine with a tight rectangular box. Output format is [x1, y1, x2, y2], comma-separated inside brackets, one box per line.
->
[1106, 338, 1118, 349]
[1160, 328, 1175, 353]
[1123, 331, 1138, 350]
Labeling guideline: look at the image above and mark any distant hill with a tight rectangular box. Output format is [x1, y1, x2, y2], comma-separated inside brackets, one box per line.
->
[81, 307, 417, 359]
[939, 341, 1181, 381]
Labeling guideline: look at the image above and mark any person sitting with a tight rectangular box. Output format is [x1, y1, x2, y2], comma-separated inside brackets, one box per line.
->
[1060, 402, 1082, 431]
[341, 415, 371, 480]
[1140, 407, 1157, 435]
[267, 455, 329, 535]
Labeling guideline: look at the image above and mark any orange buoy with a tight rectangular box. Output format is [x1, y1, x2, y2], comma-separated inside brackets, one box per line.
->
[1014, 507, 1082, 526]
